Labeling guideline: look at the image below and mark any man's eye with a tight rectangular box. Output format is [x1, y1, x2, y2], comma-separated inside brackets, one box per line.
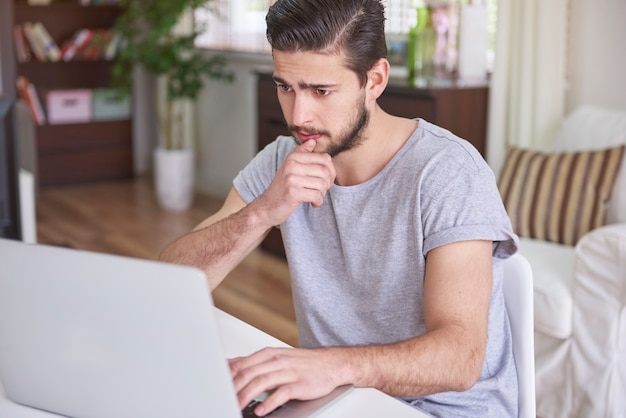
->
[315, 89, 330, 96]
[277, 84, 292, 92]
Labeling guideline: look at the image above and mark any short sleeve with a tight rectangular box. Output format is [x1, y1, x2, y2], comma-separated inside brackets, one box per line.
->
[233, 136, 297, 204]
[421, 144, 518, 259]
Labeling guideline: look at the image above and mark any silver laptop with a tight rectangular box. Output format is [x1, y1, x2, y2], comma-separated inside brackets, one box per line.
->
[0, 238, 351, 418]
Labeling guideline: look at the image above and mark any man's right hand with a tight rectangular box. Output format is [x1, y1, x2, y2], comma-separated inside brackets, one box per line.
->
[254, 139, 336, 228]
[158, 139, 335, 290]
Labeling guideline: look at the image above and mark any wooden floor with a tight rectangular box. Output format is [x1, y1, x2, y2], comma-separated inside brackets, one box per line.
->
[35, 176, 299, 347]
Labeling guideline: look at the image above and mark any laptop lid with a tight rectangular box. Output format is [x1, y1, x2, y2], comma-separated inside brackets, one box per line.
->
[0, 238, 241, 418]
[0, 239, 352, 418]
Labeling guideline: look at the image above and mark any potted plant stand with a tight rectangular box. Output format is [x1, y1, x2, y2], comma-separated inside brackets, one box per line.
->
[111, 0, 233, 211]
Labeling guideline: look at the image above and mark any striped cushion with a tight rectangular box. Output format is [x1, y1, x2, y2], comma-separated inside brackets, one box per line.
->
[498, 145, 625, 246]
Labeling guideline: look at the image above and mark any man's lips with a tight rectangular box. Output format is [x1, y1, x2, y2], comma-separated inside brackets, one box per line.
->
[296, 132, 321, 142]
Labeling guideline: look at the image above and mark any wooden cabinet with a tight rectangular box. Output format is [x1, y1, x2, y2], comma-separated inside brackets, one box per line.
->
[256, 71, 489, 257]
[13, 1, 133, 186]
[378, 79, 488, 155]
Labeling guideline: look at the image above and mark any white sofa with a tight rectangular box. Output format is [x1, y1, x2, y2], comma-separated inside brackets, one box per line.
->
[507, 106, 626, 418]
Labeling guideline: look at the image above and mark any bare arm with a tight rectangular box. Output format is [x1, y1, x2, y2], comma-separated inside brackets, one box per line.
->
[345, 239, 493, 395]
[158, 188, 269, 290]
[230, 240, 493, 416]
[158, 140, 336, 290]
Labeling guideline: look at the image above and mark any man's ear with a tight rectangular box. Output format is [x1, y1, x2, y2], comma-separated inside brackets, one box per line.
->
[366, 58, 390, 101]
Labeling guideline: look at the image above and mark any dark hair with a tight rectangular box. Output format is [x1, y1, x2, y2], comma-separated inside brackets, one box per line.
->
[266, 0, 387, 86]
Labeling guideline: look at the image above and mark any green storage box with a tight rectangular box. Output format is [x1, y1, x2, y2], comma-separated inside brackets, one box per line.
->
[92, 88, 131, 121]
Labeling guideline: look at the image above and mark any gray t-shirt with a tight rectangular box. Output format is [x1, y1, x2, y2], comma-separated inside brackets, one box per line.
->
[233, 119, 519, 417]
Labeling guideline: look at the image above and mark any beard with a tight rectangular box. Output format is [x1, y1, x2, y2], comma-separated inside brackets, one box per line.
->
[289, 93, 370, 158]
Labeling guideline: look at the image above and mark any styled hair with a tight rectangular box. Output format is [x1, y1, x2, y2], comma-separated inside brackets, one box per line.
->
[266, 0, 387, 86]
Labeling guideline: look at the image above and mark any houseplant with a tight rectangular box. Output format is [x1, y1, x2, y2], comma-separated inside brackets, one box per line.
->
[111, 0, 233, 211]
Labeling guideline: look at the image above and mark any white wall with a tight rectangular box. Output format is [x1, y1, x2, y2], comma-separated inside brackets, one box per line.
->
[194, 0, 626, 199]
[194, 52, 272, 198]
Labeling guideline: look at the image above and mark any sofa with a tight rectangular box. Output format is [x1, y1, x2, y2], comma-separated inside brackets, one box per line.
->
[497, 105, 626, 418]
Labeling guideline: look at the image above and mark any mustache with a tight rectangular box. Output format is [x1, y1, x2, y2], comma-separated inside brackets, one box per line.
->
[288, 125, 331, 137]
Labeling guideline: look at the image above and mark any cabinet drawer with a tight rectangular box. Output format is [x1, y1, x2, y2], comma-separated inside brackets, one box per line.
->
[38, 147, 133, 186]
[36, 120, 131, 152]
[36, 120, 133, 185]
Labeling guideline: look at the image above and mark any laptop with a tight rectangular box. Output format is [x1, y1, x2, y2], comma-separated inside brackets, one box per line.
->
[0, 238, 351, 418]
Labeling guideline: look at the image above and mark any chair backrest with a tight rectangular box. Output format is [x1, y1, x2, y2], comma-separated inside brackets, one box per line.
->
[501, 253, 536, 418]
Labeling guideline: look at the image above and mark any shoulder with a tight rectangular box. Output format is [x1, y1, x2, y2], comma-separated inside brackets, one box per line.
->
[234, 135, 297, 204]
[409, 119, 489, 175]
[383, 119, 494, 193]
[403, 120, 499, 201]
[246, 135, 298, 174]
[260, 135, 298, 160]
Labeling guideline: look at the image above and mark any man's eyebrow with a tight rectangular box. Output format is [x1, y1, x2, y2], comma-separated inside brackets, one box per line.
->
[272, 75, 288, 85]
[272, 76, 337, 90]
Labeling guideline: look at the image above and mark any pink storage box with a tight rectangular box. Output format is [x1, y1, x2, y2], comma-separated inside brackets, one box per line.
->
[47, 89, 92, 124]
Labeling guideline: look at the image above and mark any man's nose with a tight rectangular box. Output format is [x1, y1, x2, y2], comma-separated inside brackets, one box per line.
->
[290, 93, 314, 128]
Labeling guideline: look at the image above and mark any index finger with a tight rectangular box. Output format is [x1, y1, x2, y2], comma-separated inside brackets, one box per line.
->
[294, 138, 317, 153]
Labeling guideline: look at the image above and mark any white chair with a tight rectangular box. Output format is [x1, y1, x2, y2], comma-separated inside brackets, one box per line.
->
[502, 253, 536, 418]
[497, 106, 626, 417]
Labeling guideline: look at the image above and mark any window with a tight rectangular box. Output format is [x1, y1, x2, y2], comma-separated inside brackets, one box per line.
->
[195, 0, 274, 53]
[195, 0, 498, 70]
[195, 0, 425, 53]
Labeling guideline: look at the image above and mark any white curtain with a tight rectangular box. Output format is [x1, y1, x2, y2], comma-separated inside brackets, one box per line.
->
[486, 0, 569, 177]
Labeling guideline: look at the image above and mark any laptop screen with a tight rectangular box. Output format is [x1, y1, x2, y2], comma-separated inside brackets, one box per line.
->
[0, 238, 241, 418]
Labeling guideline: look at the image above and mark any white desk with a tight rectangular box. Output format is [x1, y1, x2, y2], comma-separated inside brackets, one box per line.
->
[0, 309, 428, 418]
[214, 309, 429, 417]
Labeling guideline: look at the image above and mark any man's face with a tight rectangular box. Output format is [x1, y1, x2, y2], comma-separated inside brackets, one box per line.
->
[272, 50, 370, 157]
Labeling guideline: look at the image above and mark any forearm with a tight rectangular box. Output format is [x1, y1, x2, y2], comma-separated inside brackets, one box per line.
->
[159, 203, 270, 290]
[335, 325, 484, 397]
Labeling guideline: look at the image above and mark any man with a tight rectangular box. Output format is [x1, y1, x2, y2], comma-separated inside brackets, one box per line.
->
[159, 0, 519, 416]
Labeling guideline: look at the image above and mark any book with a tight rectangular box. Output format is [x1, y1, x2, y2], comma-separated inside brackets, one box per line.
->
[27, 82, 47, 126]
[16, 77, 46, 126]
[22, 22, 47, 61]
[13, 25, 32, 63]
[31, 22, 61, 62]
[83, 0, 121, 4]
[75, 29, 111, 60]
[60, 28, 94, 61]
[57, 26, 120, 63]
[104, 31, 122, 60]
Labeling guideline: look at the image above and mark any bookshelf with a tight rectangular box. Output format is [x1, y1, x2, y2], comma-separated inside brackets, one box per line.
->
[13, 0, 133, 186]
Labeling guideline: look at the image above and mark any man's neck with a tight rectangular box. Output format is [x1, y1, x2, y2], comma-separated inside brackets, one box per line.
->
[332, 108, 418, 186]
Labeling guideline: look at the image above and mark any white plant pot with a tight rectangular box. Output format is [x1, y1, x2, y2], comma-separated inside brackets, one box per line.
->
[154, 147, 195, 212]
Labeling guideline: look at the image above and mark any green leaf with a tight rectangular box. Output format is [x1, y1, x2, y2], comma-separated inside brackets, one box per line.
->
[111, 0, 234, 101]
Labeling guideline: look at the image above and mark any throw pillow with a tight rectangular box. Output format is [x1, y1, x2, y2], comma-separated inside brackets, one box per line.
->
[498, 145, 625, 246]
